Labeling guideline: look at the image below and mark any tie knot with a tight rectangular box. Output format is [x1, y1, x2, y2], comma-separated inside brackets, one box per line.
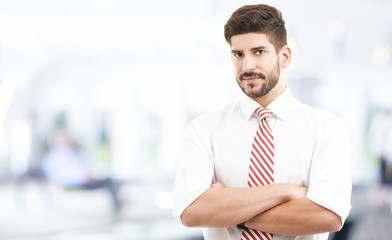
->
[255, 107, 271, 120]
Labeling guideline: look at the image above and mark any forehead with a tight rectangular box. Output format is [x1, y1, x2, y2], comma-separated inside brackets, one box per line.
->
[230, 33, 275, 51]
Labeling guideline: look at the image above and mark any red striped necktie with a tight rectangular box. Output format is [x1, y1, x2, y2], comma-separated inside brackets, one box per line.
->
[241, 107, 274, 240]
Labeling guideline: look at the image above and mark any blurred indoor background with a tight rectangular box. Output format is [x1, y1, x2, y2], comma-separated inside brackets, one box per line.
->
[0, 0, 391, 239]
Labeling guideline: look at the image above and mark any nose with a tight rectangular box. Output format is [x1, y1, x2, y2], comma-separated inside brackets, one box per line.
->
[242, 55, 256, 71]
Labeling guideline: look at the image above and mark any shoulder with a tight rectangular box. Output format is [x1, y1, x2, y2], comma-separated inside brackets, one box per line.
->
[188, 100, 242, 129]
[181, 100, 242, 147]
[292, 100, 348, 135]
[298, 102, 339, 121]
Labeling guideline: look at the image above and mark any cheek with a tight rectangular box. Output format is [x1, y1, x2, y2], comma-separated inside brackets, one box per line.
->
[258, 57, 271, 67]
[261, 60, 276, 72]
[231, 60, 242, 75]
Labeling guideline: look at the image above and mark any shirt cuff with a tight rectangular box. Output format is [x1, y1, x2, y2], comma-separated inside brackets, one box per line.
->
[172, 177, 210, 218]
[306, 187, 352, 227]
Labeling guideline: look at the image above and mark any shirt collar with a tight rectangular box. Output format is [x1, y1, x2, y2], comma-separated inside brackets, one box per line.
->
[241, 87, 294, 121]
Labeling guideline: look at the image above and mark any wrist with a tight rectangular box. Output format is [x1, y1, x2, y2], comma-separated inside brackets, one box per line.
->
[279, 183, 298, 201]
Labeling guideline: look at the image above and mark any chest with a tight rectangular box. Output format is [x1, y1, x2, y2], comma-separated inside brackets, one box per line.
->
[212, 119, 315, 187]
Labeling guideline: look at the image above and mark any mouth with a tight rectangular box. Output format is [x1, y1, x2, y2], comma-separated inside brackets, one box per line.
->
[242, 76, 261, 82]
[239, 72, 265, 82]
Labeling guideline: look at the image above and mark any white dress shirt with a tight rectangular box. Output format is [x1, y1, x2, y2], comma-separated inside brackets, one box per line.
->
[172, 88, 352, 240]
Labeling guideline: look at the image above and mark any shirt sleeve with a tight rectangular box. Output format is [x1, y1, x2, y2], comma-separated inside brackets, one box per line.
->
[171, 118, 215, 218]
[306, 117, 352, 227]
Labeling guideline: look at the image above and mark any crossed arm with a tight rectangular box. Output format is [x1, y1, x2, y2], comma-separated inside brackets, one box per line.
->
[181, 182, 341, 236]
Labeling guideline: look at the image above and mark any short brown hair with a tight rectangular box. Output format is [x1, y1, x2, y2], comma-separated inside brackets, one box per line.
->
[224, 4, 287, 52]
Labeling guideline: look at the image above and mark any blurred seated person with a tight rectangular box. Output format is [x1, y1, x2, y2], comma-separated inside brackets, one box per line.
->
[42, 130, 122, 212]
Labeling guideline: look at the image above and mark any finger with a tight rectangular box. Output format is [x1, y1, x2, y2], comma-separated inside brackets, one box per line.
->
[211, 182, 224, 188]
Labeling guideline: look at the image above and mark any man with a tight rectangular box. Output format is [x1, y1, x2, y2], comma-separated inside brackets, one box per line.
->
[172, 4, 351, 240]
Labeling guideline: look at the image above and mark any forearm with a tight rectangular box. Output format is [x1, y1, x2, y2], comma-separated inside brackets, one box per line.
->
[245, 197, 342, 236]
[181, 183, 305, 228]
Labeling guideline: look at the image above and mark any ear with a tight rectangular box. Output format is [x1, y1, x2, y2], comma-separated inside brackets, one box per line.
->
[280, 45, 291, 69]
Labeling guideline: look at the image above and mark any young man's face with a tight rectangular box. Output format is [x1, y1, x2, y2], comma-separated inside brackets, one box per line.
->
[230, 33, 282, 100]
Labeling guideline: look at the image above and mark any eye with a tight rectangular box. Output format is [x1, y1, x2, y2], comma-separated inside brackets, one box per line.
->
[255, 50, 265, 55]
[232, 52, 243, 58]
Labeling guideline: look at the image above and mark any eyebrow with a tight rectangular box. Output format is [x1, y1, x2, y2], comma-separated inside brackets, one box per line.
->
[231, 46, 268, 53]
[231, 49, 243, 54]
[251, 46, 268, 51]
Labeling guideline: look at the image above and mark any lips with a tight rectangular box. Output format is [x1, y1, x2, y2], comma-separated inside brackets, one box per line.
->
[239, 72, 266, 81]
[242, 77, 261, 84]
[242, 77, 260, 81]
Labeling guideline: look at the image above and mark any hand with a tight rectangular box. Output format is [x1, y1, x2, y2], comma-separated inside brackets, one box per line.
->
[285, 184, 308, 200]
[211, 182, 225, 188]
